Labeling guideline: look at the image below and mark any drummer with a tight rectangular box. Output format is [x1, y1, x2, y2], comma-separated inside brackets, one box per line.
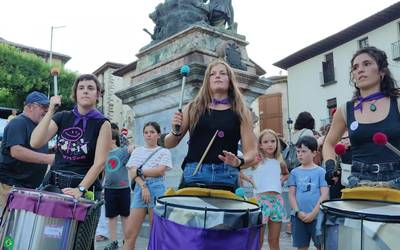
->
[323, 46, 400, 189]
[30, 74, 111, 199]
[164, 60, 257, 192]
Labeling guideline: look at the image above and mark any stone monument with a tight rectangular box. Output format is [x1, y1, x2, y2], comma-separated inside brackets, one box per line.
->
[115, 0, 271, 188]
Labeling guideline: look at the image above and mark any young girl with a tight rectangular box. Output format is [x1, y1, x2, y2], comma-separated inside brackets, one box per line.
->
[252, 129, 289, 250]
[123, 122, 172, 250]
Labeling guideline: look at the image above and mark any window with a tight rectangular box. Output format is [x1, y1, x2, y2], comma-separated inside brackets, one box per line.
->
[322, 53, 336, 85]
[358, 37, 369, 49]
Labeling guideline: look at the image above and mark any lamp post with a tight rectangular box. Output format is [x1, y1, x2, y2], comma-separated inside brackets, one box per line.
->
[48, 25, 66, 97]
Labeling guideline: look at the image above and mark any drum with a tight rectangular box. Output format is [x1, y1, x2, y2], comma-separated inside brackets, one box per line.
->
[0, 188, 101, 250]
[149, 195, 262, 250]
[321, 199, 400, 250]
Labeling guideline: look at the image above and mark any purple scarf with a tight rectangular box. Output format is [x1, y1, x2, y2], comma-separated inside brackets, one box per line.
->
[72, 106, 105, 131]
[212, 97, 230, 105]
[353, 92, 386, 111]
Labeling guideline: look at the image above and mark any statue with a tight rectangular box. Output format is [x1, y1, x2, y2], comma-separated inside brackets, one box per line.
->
[145, 0, 209, 42]
[207, 0, 234, 30]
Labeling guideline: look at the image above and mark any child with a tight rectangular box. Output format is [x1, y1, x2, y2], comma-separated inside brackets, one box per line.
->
[252, 129, 289, 250]
[103, 129, 134, 250]
[288, 135, 329, 250]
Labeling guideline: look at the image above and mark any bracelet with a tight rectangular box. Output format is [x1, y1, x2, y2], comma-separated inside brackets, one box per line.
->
[237, 157, 245, 168]
[171, 130, 182, 136]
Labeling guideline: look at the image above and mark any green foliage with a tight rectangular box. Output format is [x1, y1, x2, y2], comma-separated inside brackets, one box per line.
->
[0, 43, 77, 110]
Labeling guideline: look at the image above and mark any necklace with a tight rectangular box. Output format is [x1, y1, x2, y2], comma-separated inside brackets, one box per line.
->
[369, 99, 378, 112]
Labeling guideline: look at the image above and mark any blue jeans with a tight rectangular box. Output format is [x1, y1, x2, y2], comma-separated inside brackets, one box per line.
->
[181, 162, 239, 191]
[131, 177, 165, 209]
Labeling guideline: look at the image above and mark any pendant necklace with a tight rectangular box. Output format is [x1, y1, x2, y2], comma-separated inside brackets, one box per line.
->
[369, 100, 378, 112]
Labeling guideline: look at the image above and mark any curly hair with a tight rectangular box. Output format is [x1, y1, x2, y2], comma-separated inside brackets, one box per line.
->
[294, 111, 315, 130]
[350, 46, 400, 98]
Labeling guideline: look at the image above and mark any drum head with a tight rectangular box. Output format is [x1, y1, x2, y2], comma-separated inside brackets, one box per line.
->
[321, 199, 400, 223]
[156, 195, 259, 212]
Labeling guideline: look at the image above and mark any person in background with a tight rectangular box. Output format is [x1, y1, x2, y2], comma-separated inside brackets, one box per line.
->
[103, 129, 134, 250]
[252, 129, 289, 250]
[7, 109, 17, 122]
[0, 91, 54, 209]
[123, 122, 172, 250]
[289, 136, 328, 250]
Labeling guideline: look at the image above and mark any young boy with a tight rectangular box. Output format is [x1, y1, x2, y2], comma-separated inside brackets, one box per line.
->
[288, 135, 328, 250]
[103, 130, 134, 250]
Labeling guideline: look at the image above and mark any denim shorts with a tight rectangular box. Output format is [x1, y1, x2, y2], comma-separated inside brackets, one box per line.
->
[131, 177, 165, 209]
[181, 162, 239, 191]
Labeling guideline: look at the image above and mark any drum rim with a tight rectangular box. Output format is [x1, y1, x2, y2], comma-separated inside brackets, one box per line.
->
[10, 187, 96, 205]
[321, 199, 400, 223]
[156, 195, 260, 213]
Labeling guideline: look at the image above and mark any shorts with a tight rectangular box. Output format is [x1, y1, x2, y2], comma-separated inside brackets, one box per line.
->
[291, 215, 321, 248]
[131, 177, 165, 209]
[0, 183, 12, 211]
[104, 187, 131, 218]
[182, 162, 239, 192]
[256, 193, 286, 223]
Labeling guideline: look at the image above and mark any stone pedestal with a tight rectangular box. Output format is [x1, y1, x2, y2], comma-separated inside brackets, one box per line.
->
[116, 25, 270, 188]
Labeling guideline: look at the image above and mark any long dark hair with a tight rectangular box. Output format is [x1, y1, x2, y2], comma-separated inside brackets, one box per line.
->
[350, 46, 400, 98]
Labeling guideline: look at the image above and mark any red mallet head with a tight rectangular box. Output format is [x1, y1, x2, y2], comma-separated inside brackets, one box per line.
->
[334, 143, 346, 155]
[372, 132, 387, 145]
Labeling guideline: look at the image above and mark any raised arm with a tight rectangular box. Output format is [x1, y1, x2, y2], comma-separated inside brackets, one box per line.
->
[164, 104, 190, 148]
[31, 96, 60, 148]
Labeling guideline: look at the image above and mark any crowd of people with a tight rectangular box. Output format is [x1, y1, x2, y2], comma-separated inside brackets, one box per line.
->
[0, 46, 399, 250]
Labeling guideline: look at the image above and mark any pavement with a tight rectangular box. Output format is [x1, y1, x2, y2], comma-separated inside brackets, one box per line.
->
[94, 219, 317, 250]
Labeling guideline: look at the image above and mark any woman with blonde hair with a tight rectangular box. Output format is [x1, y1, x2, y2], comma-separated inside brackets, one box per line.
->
[164, 60, 257, 191]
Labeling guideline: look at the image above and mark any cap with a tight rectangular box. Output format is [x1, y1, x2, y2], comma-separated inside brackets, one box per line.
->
[25, 91, 50, 106]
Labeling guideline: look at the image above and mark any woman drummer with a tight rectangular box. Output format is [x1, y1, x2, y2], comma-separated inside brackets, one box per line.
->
[323, 46, 400, 189]
[164, 60, 257, 192]
[31, 74, 111, 198]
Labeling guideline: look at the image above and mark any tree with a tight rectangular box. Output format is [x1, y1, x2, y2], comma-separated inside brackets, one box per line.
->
[0, 43, 77, 110]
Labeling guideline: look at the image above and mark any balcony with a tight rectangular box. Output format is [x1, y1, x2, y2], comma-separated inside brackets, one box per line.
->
[392, 40, 400, 61]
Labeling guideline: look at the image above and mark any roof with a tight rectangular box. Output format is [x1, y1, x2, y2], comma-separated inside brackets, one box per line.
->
[0, 37, 72, 64]
[112, 61, 137, 77]
[92, 62, 125, 76]
[273, 2, 400, 70]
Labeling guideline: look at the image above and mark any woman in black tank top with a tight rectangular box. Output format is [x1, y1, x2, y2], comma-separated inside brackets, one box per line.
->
[164, 60, 257, 191]
[323, 46, 400, 189]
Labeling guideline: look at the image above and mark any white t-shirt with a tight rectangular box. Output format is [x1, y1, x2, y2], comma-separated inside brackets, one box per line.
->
[127, 146, 172, 171]
[252, 158, 282, 194]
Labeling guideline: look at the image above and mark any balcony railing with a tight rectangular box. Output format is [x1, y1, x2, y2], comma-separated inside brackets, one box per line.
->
[392, 40, 400, 61]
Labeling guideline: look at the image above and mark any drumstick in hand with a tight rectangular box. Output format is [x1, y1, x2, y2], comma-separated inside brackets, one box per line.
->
[192, 130, 219, 176]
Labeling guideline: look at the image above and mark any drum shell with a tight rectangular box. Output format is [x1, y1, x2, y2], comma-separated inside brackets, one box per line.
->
[0, 188, 96, 250]
[321, 199, 400, 250]
[154, 195, 261, 230]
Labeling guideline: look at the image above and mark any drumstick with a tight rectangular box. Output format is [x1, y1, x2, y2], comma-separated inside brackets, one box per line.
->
[192, 130, 219, 176]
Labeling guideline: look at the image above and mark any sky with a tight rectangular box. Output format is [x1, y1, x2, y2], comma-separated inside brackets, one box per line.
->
[1, 0, 399, 76]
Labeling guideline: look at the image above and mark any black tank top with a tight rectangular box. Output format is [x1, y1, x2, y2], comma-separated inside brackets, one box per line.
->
[347, 97, 400, 164]
[184, 109, 241, 165]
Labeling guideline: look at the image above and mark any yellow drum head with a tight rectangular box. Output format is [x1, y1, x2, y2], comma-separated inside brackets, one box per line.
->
[341, 187, 400, 203]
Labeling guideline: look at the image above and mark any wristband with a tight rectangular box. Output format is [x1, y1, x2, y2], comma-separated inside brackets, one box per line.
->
[237, 157, 245, 168]
[324, 159, 335, 171]
[136, 168, 144, 178]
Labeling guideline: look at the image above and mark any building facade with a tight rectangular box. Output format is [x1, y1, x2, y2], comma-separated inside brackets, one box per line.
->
[274, 3, 400, 130]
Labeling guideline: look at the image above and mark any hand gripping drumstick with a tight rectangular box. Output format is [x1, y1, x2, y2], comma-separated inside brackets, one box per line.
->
[174, 65, 190, 134]
[192, 130, 219, 176]
[51, 67, 60, 109]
